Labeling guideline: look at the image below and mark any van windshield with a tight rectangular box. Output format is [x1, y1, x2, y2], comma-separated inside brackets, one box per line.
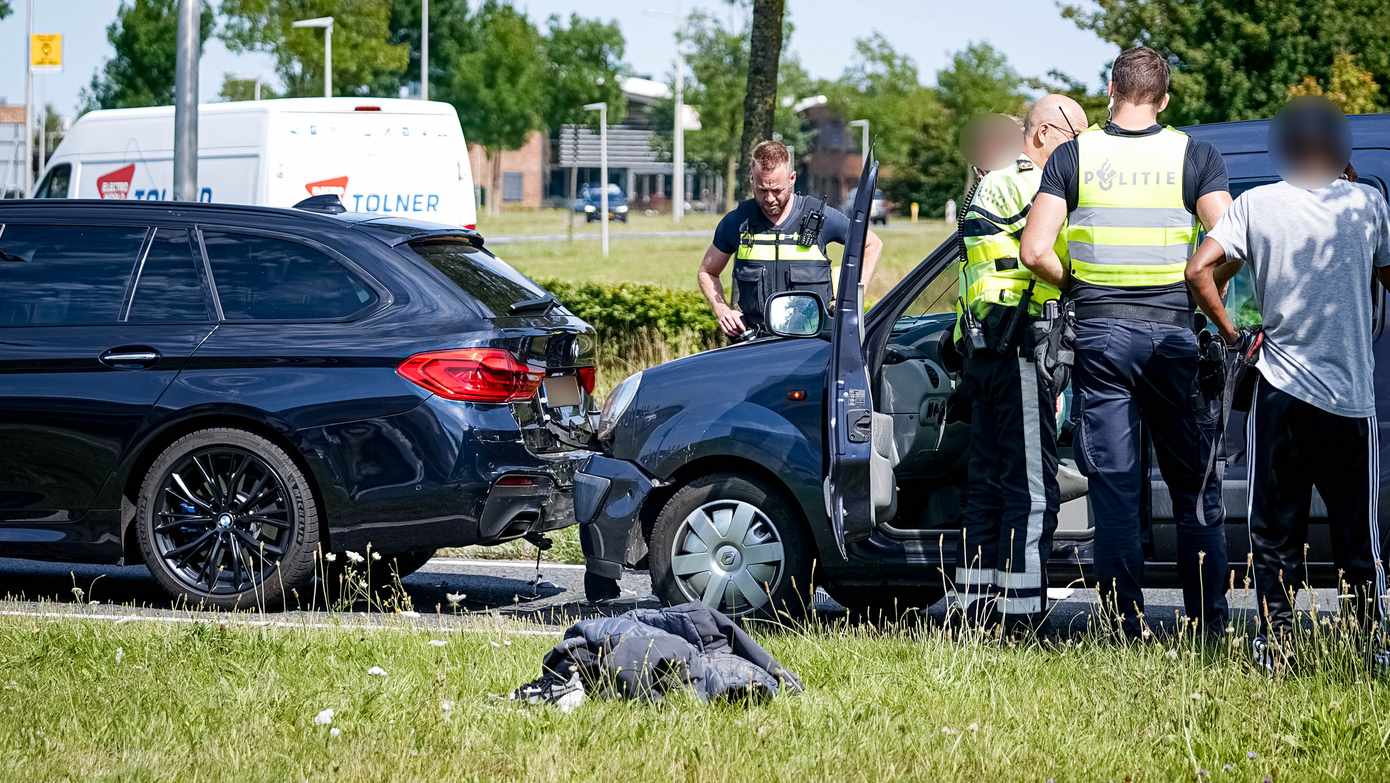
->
[407, 239, 551, 317]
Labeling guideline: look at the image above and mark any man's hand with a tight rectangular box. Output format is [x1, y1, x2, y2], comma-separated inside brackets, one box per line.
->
[1185, 236, 1240, 344]
[715, 303, 747, 337]
[1019, 193, 1070, 287]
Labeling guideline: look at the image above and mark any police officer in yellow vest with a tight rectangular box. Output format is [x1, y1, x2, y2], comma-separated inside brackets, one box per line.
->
[1021, 47, 1234, 635]
[951, 95, 1088, 627]
[698, 140, 883, 337]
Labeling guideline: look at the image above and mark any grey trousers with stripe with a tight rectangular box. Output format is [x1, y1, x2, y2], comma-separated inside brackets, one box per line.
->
[1247, 375, 1390, 639]
[954, 346, 1061, 619]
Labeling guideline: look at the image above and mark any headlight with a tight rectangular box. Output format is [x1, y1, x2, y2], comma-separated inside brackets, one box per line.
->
[584, 204, 596, 212]
[597, 371, 642, 442]
[616, 205, 629, 213]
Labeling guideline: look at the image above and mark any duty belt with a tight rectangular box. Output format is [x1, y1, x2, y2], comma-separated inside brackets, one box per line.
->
[1073, 302, 1193, 329]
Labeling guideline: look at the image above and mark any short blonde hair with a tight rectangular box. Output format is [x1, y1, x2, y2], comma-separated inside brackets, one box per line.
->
[750, 140, 792, 175]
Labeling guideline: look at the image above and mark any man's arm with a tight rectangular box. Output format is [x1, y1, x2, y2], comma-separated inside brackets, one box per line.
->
[1185, 237, 1240, 344]
[1194, 190, 1232, 232]
[1019, 192, 1069, 287]
[697, 244, 745, 336]
[861, 228, 883, 285]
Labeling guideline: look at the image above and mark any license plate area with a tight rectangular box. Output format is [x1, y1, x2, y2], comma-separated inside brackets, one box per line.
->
[542, 375, 580, 408]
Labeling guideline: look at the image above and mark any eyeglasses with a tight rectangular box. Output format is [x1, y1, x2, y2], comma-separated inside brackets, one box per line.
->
[1055, 108, 1080, 139]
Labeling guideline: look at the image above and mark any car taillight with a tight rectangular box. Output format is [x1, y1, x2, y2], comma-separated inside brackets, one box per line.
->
[397, 349, 543, 403]
[577, 366, 596, 395]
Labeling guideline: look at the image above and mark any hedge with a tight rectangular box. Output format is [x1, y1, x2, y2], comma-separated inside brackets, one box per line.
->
[534, 277, 720, 343]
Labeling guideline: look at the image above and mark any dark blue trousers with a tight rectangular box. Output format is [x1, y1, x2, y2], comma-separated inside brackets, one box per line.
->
[1072, 318, 1228, 629]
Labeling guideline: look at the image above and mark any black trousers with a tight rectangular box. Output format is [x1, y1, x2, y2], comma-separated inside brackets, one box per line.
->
[955, 344, 1060, 619]
[1246, 376, 1389, 639]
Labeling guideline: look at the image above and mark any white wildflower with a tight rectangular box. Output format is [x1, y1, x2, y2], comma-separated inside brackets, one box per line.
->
[367, 666, 387, 677]
[941, 726, 960, 736]
[1223, 764, 1235, 773]
[324, 553, 337, 562]
[489, 640, 501, 648]
[1247, 751, 1258, 760]
[1190, 692, 1203, 701]
[313, 708, 335, 725]
[399, 610, 421, 618]
[966, 722, 979, 733]
[345, 551, 365, 564]
[441, 699, 454, 716]
[1165, 648, 1179, 660]
[115, 647, 125, 665]
[371, 551, 382, 561]
[503, 639, 512, 647]
[446, 592, 465, 606]
[329, 727, 341, 738]
[428, 639, 448, 647]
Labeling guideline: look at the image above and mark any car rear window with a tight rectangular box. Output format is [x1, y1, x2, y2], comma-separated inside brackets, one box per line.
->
[127, 228, 211, 323]
[0, 223, 146, 326]
[202, 230, 377, 321]
[408, 240, 548, 317]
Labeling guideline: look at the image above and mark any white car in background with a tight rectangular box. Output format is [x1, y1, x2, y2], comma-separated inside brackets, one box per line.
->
[32, 97, 478, 229]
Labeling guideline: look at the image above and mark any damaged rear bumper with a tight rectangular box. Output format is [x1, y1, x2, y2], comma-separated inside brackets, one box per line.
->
[573, 454, 655, 580]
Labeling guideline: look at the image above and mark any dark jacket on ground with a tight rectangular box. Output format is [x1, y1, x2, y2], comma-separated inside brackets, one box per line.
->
[538, 602, 803, 702]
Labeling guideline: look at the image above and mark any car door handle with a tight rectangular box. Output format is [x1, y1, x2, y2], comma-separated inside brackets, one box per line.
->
[99, 348, 161, 368]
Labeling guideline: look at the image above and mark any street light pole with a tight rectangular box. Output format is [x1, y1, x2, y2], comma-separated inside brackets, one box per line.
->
[173, 0, 201, 202]
[673, 49, 685, 223]
[23, 0, 33, 194]
[292, 17, 334, 98]
[848, 118, 869, 163]
[421, 0, 429, 100]
[585, 102, 609, 258]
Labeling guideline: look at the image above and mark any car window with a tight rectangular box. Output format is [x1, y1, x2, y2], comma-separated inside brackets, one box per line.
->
[127, 228, 211, 323]
[34, 164, 71, 199]
[899, 262, 959, 318]
[0, 223, 145, 326]
[202, 230, 377, 321]
[407, 239, 549, 317]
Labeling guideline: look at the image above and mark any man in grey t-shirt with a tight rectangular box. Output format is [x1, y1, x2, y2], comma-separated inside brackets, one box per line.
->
[1186, 97, 1390, 669]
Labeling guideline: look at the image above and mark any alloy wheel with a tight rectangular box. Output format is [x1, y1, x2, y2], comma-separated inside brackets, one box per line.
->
[152, 446, 294, 596]
[670, 499, 785, 615]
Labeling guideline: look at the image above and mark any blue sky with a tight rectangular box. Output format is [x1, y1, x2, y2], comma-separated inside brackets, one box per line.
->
[0, 0, 1116, 122]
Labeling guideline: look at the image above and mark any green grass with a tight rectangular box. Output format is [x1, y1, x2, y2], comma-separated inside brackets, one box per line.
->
[444, 526, 582, 564]
[3, 615, 1387, 780]
[477, 207, 720, 238]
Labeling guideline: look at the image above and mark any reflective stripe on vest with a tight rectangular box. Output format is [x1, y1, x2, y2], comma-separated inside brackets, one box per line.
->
[1067, 126, 1196, 288]
[735, 231, 830, 263]
[959, 161, 1061, 317]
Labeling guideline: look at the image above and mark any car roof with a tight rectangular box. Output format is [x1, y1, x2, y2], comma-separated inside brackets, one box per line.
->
[0, 199, 484, 247]
[1184, 112, 1390, 154]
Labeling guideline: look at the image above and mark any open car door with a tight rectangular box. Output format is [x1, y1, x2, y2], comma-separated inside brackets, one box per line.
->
[825, 153, 897, 558]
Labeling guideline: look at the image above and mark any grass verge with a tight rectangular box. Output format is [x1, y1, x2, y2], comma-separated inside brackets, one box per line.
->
[2, 615, 1387, 780]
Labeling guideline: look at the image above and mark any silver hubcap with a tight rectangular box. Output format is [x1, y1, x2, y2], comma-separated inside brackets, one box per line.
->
[671, 499, 785, 615]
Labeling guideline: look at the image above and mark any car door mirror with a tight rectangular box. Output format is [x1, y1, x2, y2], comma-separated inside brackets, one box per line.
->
[764, 292, 823, 337]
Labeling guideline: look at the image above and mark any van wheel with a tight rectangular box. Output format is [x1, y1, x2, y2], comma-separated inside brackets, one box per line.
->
[648, 473, 812, 620]
[135, 428, 319, 610]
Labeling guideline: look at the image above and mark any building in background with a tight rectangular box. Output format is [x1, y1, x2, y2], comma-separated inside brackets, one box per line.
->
[1, 105, 27, 198]
[794, 95, 862, 207]
[468, 131, 547, 209]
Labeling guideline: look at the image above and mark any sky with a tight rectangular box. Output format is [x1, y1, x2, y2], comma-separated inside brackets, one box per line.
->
[0, 0, 1116, 123]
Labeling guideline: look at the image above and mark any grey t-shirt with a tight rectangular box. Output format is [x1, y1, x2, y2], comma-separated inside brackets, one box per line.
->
[1207, 178, 1390, 417]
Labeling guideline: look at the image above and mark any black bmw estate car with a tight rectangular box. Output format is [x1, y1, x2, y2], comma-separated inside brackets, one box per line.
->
[577, 115, 1390, 619]
[0, 198, 595, 608]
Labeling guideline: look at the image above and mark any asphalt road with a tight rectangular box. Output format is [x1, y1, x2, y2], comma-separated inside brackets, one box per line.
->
[0, 556, 1338, 637]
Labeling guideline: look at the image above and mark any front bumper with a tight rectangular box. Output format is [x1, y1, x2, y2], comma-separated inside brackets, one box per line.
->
[573, 454, 655, 580]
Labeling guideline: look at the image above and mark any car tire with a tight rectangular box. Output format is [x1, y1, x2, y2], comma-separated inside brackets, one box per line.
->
[825, 584, 944, 621]
[648, 473, 813, 620]
[135, 428, 320, 610]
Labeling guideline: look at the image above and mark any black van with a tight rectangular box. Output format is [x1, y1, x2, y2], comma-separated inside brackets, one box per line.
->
[575, 115, 1390, 618]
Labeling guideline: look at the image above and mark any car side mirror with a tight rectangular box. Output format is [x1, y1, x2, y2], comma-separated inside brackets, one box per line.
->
[764, 291, 824, 338]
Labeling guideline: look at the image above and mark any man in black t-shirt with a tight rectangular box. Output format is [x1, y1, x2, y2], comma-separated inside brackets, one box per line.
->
[698, 140, 882, 336]
[1020, 46, 1234, 635]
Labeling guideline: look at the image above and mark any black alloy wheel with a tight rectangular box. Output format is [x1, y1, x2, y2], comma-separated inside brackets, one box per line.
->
[136, 428, 319, 609]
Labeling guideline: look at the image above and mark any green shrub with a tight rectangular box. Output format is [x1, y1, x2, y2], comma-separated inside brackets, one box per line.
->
[534, 277, 719, 339]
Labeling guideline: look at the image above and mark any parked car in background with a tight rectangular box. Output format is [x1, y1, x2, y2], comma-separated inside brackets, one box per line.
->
[31, 98, 479, 229]
[576, 115, 1390, 619]
[0, 197, 595, 609]
[580, 184, 629, 223]
[841, 187, 889, 225]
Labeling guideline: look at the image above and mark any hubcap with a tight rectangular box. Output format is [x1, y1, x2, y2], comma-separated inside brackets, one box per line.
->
[670, 499, 785, 616]
[152, 447, 294, 596]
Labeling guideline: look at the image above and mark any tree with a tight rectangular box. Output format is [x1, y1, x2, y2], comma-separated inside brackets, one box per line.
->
[539, 13, 628, 131]
[936, 42, 1028, 126]
[220, 0, 409, 97]
[0, 2, 10, 20]
[446, 1, 547, 215]
[1288, 52, 1380, 114]
[80, 0, 215, 111]
[375, 0, 475, 98]
[737, 0, 784, 191]
[218, 75, 279, 102]
[1061, 0, 1390, 124]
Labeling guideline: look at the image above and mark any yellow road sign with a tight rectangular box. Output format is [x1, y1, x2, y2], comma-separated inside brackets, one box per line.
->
[31, 34, 62, 73]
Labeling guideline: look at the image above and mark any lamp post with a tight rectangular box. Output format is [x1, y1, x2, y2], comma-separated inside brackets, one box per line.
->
[173, 0, 200, 202]
[420, 0, 429, 100]
[584, 101, 609, 258]
[848, 118, 869, 163]
[23, 0, 32, 194]
[292, 17, 334, 98]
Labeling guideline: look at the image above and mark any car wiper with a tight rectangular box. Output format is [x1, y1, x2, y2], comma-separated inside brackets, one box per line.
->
[509, 293, 559, 315]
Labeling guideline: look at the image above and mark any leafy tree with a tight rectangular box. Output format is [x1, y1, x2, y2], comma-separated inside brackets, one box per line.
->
[80, 0, 215, 112]
[220, 0, 409, 97]
[446, 1, 547, 215]
[1028, 69, 1109, 126]
[0, 2, 10, 20]
[1287, 52, 1380, 114]
[375, 0, 474, 98]
[737, 0, 784, 189]
[1061, 0, 1390, 124]
[936, 42, 1028, 127]
[218, 75, 279, 102]
[539, 14, 628, 131]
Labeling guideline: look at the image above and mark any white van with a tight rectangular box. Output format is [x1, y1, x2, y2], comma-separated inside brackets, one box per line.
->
[32, 97, 478, 228]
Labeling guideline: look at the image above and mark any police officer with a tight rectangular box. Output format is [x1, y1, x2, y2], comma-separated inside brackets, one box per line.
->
[698, 140, 883, 337]
[951, 95, 1089, 627]
[1020, 46, 1233, 635]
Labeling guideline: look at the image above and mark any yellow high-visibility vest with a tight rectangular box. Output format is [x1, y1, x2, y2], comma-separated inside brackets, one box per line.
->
[1067, 126, 1197, 288]
[957, 155, 1062, 321]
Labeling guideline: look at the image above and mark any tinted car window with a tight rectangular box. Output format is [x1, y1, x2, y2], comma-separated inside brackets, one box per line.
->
[34, 164, 71, 199]
[203, 230, 376, 321]
[127, 228, 211, 322]
[409, 240, 549, 317]
[0, 224, 145, 326]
